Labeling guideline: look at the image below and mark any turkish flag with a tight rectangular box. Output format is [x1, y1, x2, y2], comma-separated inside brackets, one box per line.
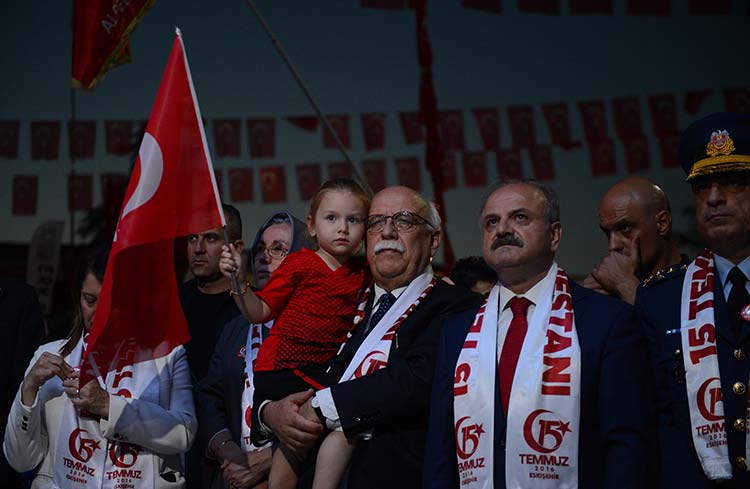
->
[472, 108, 500, 151]
[541, 103, 580, 150]
[612, 97, 644, 139]
[323, 115, 350, 149]
[260, 166, 287, 203]
[438, 151, 458, 189]
[462, 151, 488, 187]
[578, 100, 609, 143]
[229, 168, 254, 202]
[12, 176, 38, 215]
[588, 139, 617, 177]
[105, 120, 134, 156]
[462, 0, 501, 13]
[627, 0, 670, 15]
[399, 111, 424, 144]
[83, 32, 225, 382]
[361, 0, 405, 9]
[724, 87, 750, 113]
[296, 163, 322, 201]
[518, 0, 560, 14]
[439, 110, 466, 151]
[689, 0, 731, 14]
[395, 156, 422, 191]
[247, 118, 275, 158]
[0, 121, 20, 159]
[570, 0, 612, 14]
[684, 90, 712, 114]
[657, 132, 681, 168]
[286, 116, 319, 132]
[648, 94, 679, 136]
[497, 148, 524, 180]
[362, 158, 387, 192]
[68, 174, 93, 211]
[507, 106, 536, 148]
[68, 120, 97, 159]
[31, 121, 61, 160]
[362, 113, 386, 151]
[100, 173, 129, 210]
[623, 135, 652, 173]
[529, 145, 555, 181]
[213, 118, 241, 158]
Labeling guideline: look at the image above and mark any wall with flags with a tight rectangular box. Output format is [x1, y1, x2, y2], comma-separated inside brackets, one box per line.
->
[1, 0, 749, 275]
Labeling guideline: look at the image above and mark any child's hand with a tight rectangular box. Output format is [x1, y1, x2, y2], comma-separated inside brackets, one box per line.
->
[220, 244, 243, 280]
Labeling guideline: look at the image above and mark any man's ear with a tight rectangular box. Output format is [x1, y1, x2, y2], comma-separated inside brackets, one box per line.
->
[430, 230, 441, 257]
[233, 240, 245, 254]
[549, 221, 562, 254]
[654, 210, 672, 237]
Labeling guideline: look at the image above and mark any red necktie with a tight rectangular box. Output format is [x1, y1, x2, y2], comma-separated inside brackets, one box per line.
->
[499, 296, 531, 416]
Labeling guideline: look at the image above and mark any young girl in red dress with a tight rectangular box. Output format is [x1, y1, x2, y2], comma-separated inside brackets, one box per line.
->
[220, 178, 370, 489]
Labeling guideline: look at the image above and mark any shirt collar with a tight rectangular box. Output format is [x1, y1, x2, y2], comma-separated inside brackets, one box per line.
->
[373, 283, 407, 304]
[498, 263, 558, 312]
[714, 253, 750, 290]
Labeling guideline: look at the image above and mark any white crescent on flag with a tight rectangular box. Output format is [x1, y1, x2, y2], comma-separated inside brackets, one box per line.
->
[122, 132, 163, 220]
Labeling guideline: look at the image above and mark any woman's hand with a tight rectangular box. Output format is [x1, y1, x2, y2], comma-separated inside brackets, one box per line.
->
[220, 244, 243, 281]
[62, 370, 111, 418]
[21, 352, 74, 407]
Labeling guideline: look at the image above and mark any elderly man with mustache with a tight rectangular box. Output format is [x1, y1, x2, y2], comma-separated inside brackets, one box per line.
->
[424, 179, 655, 489]
[635, 112, 750, 489]
[250, 186, 478, 489]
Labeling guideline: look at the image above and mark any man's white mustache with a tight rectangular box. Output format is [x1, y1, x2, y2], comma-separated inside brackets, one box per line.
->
[373, 240, 405, 253]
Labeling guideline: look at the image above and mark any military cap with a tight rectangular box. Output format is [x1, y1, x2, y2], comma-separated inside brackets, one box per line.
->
[679, 112, 750, 181]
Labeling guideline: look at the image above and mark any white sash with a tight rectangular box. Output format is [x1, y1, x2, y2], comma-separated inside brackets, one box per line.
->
[680, 249, 750, 480]
[241, 321, 273, 451]
[55, 337, 158, 489]
[453, 264, 581, 489]
[339, 269, 435, 382]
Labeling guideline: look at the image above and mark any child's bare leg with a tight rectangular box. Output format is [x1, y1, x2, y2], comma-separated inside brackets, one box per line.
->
[268, 444, 302, 489]
[312, 430, 357, 489]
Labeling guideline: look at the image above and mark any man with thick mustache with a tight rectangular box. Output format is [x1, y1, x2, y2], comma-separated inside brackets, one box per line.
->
[635, 112, 750, 488]
[253, 186, 477, 489]
[424, 180, 654, 488]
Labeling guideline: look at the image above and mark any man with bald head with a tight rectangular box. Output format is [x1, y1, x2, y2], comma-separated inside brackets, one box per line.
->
[584, 176, 686, 304]
[252, 186, 477, 489]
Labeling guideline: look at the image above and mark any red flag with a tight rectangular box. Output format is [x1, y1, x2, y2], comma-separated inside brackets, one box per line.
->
[627, 0, 671, 15]
[0, 121, 20, 159]
[68, 120, 97, 159]
[588, 139, 617, 177]
[399, 111, 424, 144]
[507, 106, 536, 148]
[105, 120, 134, 156]
[647, 94, 679, 136]
[612, 97, 644, 139]
[68, 174, 93, 211]
[462, 151, 488, 187]
[578, 100, 609, 143]
[247, 118, 275, 158]
[228, 168, 254, 202]
[472, 108, 500, 151]
[395, 156, 421, 191]
[213, 119, 241, 158]
[689, 0, 731, 14]
[518, 0, 560, 14]
[529, 145, 555, 181]
[328, 161, 354, 180]
[570, 0, 613, 14]
[12, 176, 38, 216]
[462, 0, 501, 13]
[323, 115, 351, 149]
[439, 152, 458, 189]
[623, 135, 652, 172]
[260, 166, 287, 203]
[684, 90, 712, 115]
[85, 31, 225, 381]
[541, 103, 580, 150]
[71, 0, 153, 89]
[439, 110, 466, 151]
[361, 0, 405, 9]
[657, 132, 681, 168]
[362, 113, 386, 151]
[31, 121, 61, 160]
[286, 116, 319, 132]
[723, 87, 750, 113]
[362, 158, 387, 192]
[296, 163, 322, 201]
[497, 148, 524, 180]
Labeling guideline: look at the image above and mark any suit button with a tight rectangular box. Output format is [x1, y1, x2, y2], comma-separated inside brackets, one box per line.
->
[354, 417, 362, 423]
[735, 456, 747, 471]
[734, 418, 747, 432]
[733, 382, 746, 395]
[22, 416, 27, 422]
[734, 349, 746, 360]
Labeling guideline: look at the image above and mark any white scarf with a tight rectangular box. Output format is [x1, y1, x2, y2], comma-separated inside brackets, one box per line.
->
[241, 321, 273, 451]
[453, 264, 581, 489]
[340, 269, 435, 382]
[680, 249, 750, 480]
[55, 336, 158, 489]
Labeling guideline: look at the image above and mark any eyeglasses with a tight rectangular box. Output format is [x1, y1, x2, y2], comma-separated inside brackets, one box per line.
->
[365, 211, 435, 233]
[253, 243, 289, 260]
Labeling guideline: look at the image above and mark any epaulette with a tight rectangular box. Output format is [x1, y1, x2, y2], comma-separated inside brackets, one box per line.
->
[641, 258, 690, 288]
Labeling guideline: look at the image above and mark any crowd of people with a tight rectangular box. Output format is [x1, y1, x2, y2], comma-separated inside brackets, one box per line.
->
[1, 111, 748, 489]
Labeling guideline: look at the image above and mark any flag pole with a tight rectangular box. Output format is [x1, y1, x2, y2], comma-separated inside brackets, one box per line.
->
[241, 0, 371, 195]
[69, 87, 77, 247]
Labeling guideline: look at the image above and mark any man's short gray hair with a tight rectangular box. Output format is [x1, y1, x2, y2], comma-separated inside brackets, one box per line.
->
[412, 193, 442, 231]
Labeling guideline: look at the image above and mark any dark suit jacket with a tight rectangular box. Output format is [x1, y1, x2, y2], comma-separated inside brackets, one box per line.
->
[320, 280, 479, 489]
[636, 266, 750, 489]
[424, 281, 656, 489]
